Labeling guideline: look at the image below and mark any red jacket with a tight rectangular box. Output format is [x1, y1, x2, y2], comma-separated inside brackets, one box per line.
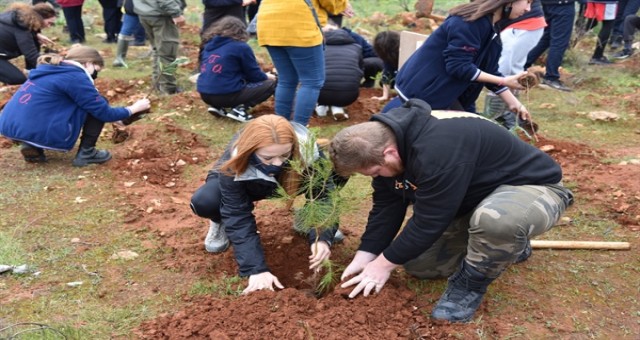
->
[56, 0, 85, 8]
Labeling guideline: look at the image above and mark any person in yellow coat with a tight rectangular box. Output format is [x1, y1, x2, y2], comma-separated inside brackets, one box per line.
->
[256, 0, 348, 126]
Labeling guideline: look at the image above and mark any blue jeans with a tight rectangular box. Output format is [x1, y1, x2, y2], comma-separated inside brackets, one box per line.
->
[120, 14, 146, 43]
[526, 3, 575, 81]
[266, 45, 325, 126]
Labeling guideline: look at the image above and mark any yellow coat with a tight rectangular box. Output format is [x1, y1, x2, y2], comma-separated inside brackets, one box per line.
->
[257, 0, 347, 47]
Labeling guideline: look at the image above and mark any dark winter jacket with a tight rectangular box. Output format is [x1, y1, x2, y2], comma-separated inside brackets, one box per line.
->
[124, 0, 138, 16]
[317, 29, 363, 106]
[359, 99, 565, 265]
[202, 0, 242, 8]
[342, 27, 377, 59]
[197, 36, 268, 95]
[0, 61, 130, 151]
[0, 8, 43, 70]
[395, 15, 506, 112]
[206, 123, 339, 277]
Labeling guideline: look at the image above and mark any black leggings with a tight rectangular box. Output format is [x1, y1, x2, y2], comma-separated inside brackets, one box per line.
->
[79, 114, 105, 149]
[199, 79, 276, 109]
[0, 59, 27, 85]
[585, 18, 615, 58]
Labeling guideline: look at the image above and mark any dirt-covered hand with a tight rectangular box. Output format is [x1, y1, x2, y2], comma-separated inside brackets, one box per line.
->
[243, 272, 284, 294]
[309, 241, 331, 271]
[340, 250, 377, 281]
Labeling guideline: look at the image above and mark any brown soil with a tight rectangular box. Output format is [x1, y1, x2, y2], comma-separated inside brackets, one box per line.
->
[1, 48, 639, 339]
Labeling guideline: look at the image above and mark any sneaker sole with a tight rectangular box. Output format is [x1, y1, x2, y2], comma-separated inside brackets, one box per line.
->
[226, 113, 252, 123]
[72, 154, 112, 167]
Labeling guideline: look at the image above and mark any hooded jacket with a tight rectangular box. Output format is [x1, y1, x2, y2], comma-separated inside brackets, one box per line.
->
[0, 5, 45, 69]
[197, 36, 268, 95]
[395, 15, 506, 112]
[206, 123, 339, 277]
[0, 62, 130, 151]
[359, 99, 563, 266]
[317, 28, 363, 106]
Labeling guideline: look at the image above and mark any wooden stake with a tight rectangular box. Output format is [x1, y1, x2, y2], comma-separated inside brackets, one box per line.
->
[531, 240, 631, 250]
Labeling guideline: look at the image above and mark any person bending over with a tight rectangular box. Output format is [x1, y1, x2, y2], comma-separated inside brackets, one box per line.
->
[190, 114, 344, 294]
[329, 99, 573, 323]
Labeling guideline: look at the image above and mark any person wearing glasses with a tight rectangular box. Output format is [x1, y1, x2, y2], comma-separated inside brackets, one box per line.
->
[190, 114, 344, 294]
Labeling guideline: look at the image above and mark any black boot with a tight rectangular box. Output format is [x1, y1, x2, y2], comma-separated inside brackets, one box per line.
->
[72, 147, 112, 167]
[431, 261, 496, 322]
[20, 143, 47, 163]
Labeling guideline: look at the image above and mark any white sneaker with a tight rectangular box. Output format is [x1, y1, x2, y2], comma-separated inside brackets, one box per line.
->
[207, 107, 227, 118]
[330, 106, 348, 121]
[204, 221, 229, 253]
[226, 105, 254, 122]
[315, 105, 329, 117]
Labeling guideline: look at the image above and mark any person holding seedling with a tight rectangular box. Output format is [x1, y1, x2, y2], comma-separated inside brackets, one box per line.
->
[190, 114, 344, 294]
[383, 0, 532, 121]
[329, 99, 573, 323]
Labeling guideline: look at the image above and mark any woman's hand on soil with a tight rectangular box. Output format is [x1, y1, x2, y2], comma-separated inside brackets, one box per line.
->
[309, 241, 331, 271]
[243, 272, 284, 294]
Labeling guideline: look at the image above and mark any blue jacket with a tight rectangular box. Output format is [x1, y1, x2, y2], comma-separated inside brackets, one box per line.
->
[0, 62, 130, 151]
[206, 123, 340, 277]
[197, 36, 268, 95]
[360, 100, 568, 265]
[395, 15, 507, 112]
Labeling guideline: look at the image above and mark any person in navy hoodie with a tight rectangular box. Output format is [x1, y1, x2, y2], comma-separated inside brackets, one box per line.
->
[384, 0, 532, 123]
[0, 46, 151, 167]
[197, 16, 276, 122]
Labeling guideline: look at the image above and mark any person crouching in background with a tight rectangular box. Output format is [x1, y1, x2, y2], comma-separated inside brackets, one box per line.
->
[0, 46, 150, 167]
[197, 16, 276, 123]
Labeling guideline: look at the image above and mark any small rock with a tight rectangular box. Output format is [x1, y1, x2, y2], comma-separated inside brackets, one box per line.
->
[539, 145, 555, 152]
[0, 265, 12, 274]
[71, 238, 81, 243]
[110, 250, 139, 260]
[67, 281, 84, 287]
[12, 264, 31, 274]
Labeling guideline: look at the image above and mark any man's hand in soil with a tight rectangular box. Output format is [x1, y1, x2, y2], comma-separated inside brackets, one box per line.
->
[309, 241, 331, 271]
[243, 271, 284, 294]
[341, 251, 397, 298]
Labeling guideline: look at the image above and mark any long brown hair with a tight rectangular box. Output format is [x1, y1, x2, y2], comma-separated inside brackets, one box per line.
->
[449, 0, 518, 21]
[220, 115, 302, 196]
[38, 45, 104, 67]
[6, 2, 55, 32]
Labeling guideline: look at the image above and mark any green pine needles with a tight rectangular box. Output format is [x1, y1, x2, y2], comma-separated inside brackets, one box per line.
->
[274, 130, 345, 296]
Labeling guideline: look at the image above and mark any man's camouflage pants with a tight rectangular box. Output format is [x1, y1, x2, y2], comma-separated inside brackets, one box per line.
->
[403, 183, 573, 279]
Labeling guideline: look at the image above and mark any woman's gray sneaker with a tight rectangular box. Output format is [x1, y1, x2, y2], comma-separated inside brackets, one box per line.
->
[204, 221, 229, 253]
